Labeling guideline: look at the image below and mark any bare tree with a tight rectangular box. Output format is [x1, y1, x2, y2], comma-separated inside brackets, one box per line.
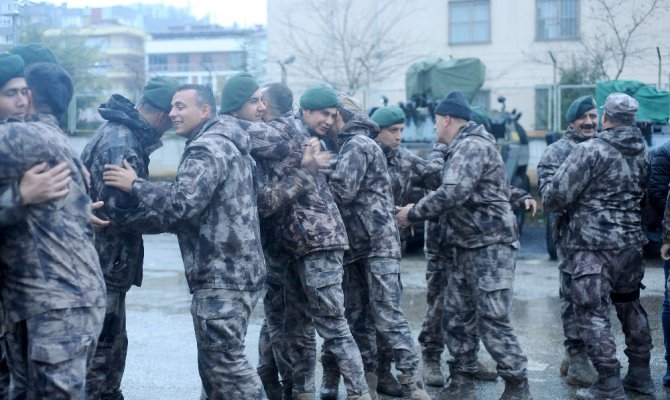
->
[277, 0, 417, 95]
[583, 0, 668, 80]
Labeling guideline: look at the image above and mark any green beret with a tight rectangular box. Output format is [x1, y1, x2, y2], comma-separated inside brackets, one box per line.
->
[11, 43, 58, 65]
[0, 53, 25, 88]
[370, 106, 405, 128]
[143, 76, 179, 112]
[565, 95, 597, 122]
[300, 84, 338, 109]
[220, 72, 259, 114]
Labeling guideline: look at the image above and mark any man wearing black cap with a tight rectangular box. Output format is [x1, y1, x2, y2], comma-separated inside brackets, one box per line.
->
[536, 95, 599, 388]
[0, 62, 106, 399]
[397, 91, 532, 400]
[543, 93, 653, 400]
[80, 75, 179, 400]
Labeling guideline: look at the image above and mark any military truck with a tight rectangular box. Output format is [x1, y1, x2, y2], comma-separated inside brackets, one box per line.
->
[391, 57, 531, 246]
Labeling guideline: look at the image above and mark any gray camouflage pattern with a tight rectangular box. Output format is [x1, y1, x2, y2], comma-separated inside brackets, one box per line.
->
[191, 289, 263, 399]
[85, 290, 127, 400]
[81, 94, 165, 292]
[408, 122, 518, 248]
[537, 127, 591, 355]
[329, 113, 401, 264]
[541, 125, 650, 249]
[4, 306, 104, 399]
[130, 117, 266, 292]
[418, 258, 448, 360]
[0, 114, 106, 324]
[444, 244, 528, 381]
[284, 251, 368, 396]
[566, 247, 652, 369]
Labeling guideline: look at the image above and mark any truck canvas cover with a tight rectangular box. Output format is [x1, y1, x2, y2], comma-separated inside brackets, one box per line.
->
[405, 57, 485, 103]
[596, 80, 670, 124]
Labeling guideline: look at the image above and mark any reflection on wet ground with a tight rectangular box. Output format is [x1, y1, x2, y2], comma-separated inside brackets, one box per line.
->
[122, 226, 668, 399]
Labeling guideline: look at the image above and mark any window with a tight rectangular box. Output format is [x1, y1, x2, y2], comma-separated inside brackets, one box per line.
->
[536, 0, 579, 40]
[449, 0, 490, 44]
[177, 54, 189, 72]
[148, 54, 167, 72]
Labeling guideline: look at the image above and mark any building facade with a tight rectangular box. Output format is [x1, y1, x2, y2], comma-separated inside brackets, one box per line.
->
[267, 0, 670, 131]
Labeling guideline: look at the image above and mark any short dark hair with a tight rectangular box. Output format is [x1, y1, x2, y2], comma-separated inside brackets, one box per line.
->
[24, 62, 73, 118]
[176, 84, 216, 115]
[262, 83, 293, 115]
[605, 111, 635, 126]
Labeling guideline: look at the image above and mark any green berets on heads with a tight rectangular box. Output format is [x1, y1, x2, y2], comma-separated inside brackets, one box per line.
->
[0, 53, 25, 88]
[565, 95, 597, 122]
[370, 106, 405, 128]
[143, 76, 179, 112]
[11, 43, 58, 65]
[300, 84, 338, 109]
[220, 72, 259, 114]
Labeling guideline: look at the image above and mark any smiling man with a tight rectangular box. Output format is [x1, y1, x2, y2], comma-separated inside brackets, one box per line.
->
[536, 95, 599, 389]
[104, 84, 266, 399]
[298, 84, 339, 152]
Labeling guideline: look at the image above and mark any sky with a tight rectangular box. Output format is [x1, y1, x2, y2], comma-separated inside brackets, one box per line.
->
[40, 0, 267, 27]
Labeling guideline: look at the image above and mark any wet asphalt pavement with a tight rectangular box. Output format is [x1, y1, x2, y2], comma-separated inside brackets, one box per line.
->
[119, 221, 669, 399]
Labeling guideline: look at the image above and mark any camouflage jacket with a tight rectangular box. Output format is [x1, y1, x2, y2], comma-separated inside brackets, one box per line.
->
[542, 125, 650, 249]
[383, 145, 443, 207]
[0, 180, 23, 228]
[263, 115, 349, 260]
[0, 114, 106, 323]
[80, 94, 166, 291]
[130, 117, 266, 292]
[408, 122, 518, 249]
[329, 113, 401, 264]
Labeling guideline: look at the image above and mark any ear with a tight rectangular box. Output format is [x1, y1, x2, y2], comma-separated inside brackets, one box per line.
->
[201, 103, 212, 119]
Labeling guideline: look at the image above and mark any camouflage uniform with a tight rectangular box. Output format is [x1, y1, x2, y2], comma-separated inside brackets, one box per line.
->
[380, 143, 444, 368]
[537, 127, 591, 360]
[542, 125, 652, 377]
[80, 94, 171, 400]
[407, 122, 529, 382]
[0, 114, 106, 399]
[326, 113, 422, 379]
[128, 117, 266, 399]
[255, 114, 368, 397]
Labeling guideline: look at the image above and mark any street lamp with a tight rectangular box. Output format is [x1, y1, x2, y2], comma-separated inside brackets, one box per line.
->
[277, 54, 295, 85]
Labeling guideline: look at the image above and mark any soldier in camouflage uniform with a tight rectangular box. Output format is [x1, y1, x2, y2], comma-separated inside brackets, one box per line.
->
[542, 93, 653, 400]
[536, 95, 599, 388]
[80, 76, 179, 400]
[103, 84, 266, 399]
[0, 62, 106, 400]
[323, 94, 431, 400]
[397, 91, 532, 400]
[368, 106, 443, 395]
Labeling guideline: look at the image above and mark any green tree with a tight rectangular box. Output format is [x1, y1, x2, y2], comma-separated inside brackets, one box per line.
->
[16, 23, 109, 94]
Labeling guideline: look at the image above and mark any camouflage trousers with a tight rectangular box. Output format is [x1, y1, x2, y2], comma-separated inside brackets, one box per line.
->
[0, 336, 8, 400]
[444, 244, 528, 381]
[418, 257, 448, 361]
[330, 257, 420, 376]
[191, 288, 263, 400]
[556, 243, 588, 356]
[3, 306, 104, 399]
[86, 289, 128, 400]
[567, 246, 653, 371]
[284, 250, 368, 397]
[259, 258, 292, 387]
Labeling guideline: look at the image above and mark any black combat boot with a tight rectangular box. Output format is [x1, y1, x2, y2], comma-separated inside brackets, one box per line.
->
[436, 368, 475, 400]
[499, 377, 532, 400]
[622, 355, 654, 395]
[319, 354, 340, 400]
[376, 352, 402, 396]
[258, 364, 284, 400]
[575, 365, 627, 400]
